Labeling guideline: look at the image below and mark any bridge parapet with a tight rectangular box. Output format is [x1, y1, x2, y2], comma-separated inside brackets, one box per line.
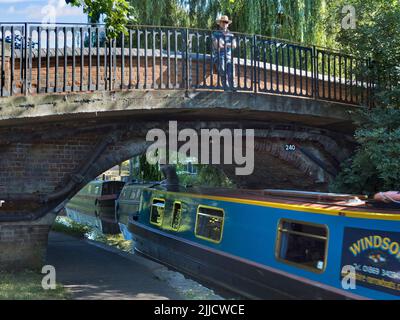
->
[0, 23, 372, 106]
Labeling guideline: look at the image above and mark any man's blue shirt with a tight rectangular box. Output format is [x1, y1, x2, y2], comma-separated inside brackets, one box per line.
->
[212, 30, 235, 60]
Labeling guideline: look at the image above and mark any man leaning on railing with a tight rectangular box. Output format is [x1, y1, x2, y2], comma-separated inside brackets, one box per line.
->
[212, 15, 237, 91]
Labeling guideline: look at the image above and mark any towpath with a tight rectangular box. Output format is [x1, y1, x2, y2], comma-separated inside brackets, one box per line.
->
[45, 232, 184, 300]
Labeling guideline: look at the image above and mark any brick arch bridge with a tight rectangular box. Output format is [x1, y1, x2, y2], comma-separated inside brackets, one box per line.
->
[0, 23, 371, 269]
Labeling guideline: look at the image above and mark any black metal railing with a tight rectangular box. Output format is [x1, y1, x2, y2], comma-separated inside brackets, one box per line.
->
[0, 23, 373, 106]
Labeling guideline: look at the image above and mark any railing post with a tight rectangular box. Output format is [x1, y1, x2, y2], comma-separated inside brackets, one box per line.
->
[312, 45, 317, 99]
[113, 36, 117, 90]
[10, 25, 14, 96]
[108, 38, 113, 91]
[23, 23, 28, 95]
[0, 25, 4, 97]
[185, 28, 191, 90]
[252, 34, 257, 94]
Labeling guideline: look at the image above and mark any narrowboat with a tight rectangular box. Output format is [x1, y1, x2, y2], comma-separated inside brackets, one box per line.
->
[66, 180, 125, 234]
[127, 185, 400, 300]
[115, 181, 158, 240]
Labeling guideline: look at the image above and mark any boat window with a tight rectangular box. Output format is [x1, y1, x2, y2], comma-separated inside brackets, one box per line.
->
[276, 219, 328, 272]
[150, 198, 165, 226]
[195, 206, 224, 243]
[171, 202, 182, 231]
[130, 189, 140, 200]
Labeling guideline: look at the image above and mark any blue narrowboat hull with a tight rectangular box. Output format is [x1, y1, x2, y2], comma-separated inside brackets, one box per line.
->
[130, 220, 352, 299]
[128, 187, 400, 300]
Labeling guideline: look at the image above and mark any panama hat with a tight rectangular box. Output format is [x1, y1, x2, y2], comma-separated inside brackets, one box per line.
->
[216, 15, 232, 25]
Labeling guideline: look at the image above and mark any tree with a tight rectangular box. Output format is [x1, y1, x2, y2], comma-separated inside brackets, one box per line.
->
[67, 1, 338, 48]
[329, 0, 400, 194]
[330, 108, 400, 194]
[130, 0, 335, 46]
[66, 0, 136, 37]
[138, 154, 162, 181]
[325, 0, 400, 106]
[129, 0, 189, 27]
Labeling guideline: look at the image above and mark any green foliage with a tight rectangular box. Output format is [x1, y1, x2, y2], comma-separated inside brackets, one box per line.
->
[53, 217, 133, 252]
[179, 164, 235, 188]
[138, 154, 163, 181]
[67, 0, 136, 37]
[194, 164, 235, 187]
[91, 232, 133, 252]
[52, 215, 91, 238]
[329, 1, 400, 194]
[66, 1, 345, 49]
[209, 0, 331, 45]
[130, 0, 189, 26]
[129, 0, 335, 46]
[326, 0, 400, 107]
[135, 151, 234, 188]
[331, 108, 400, 194]
[66, 0, 344, 48]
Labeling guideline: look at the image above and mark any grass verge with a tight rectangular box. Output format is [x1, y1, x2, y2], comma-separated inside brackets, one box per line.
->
[0, 271, 69, 300]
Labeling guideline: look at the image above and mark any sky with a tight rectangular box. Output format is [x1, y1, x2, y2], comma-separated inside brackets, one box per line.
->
[0, 0, 87, 24]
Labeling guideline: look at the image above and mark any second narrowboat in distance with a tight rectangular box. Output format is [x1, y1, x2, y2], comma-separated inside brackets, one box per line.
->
[66, 180, 124, 234]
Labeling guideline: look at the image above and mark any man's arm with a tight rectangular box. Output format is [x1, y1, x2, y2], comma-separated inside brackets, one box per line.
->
[231, 37, 237, 49]
[212, 38, 219, 50]
[213, 32, 226, 50]
[214, 39, 225, 49]
[225, 34, 236, 49]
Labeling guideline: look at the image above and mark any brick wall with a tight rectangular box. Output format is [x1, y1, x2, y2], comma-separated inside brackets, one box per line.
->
[0, 130, 98, 196]
[0, 216, 53, 271]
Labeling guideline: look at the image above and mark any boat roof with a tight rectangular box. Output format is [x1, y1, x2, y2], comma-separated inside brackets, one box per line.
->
[148, 185, 400, 219]
[89, 179, 125, 185]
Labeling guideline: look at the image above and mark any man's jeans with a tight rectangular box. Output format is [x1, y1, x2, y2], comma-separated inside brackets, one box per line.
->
[215, 56, 235, 90]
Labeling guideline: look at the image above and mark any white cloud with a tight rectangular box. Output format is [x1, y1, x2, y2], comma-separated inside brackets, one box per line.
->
[0, 0, 42, 3]
[0, 0, 86, 24]
[6, 5, 15, 13]
[8, 1, 83, 20]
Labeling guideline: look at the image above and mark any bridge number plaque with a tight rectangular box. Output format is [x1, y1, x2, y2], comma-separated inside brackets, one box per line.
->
[285, 144, 296, 151]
